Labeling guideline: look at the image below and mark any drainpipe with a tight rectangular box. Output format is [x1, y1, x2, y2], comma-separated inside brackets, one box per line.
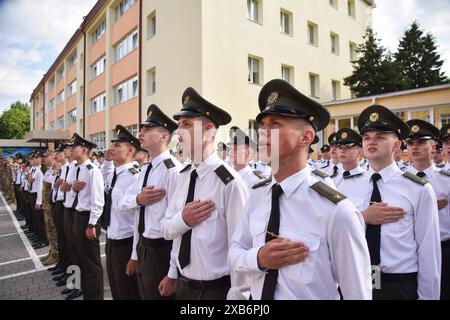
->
[138, 0, 143, 124]
[82, 30, 87, 137]
[42, 82, 45, 130]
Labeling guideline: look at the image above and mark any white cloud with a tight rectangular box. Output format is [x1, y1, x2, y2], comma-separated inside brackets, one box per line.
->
[373, 0, 450, 76]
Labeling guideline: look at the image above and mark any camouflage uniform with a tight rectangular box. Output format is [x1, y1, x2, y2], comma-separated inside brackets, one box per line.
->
[41, 165, 59, 265]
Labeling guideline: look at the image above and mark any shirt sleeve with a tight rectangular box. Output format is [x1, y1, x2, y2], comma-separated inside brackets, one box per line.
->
[327, 200, 373, 300]
[131, 212, 139, 261]
[88, 168, 105, 225]
[415, 184, 441, 300]
[117, 174, 141, 211]
[35, 170, 44, 206]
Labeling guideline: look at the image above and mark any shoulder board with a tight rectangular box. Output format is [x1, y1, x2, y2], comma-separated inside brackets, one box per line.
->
[310, 181, 346, 204]
[163, 158, 176, 169]
[252, 177, 272, 189]
[439, 170, 450, 177]
[180, 163, 192, 173]
[214, 165, 234, 185]
[252, 170, 266, 180]
[133, 164, 139, 169]
[402, 171, 427, 186]
[311, 169, 330, 179]
[343, 172, 364, 180]
[128, 167, 140, 175]
[86, 164, 94, 170]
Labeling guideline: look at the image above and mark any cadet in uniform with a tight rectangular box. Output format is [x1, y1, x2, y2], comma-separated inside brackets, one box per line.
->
[404, 119, 450, 299]
[69, 133, 105, 300]
[357, 105, 441, 300]
[217, 142, 230, 164]
[229, 79, 372, 300]
[103, 125, 141, 300]
[228, 127, 264, 190]
[316, 144, 331, 169]
[29, 153, 47, 248]
[333, 128, 366, 210]
[120, 105, 181, 300]
[394, 141, 409, 171]
[161, 87, 249, 300]
[433, 140, 448, 170]
[323, 133, 342, 180]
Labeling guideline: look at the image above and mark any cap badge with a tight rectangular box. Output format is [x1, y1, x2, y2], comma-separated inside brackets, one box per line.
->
[370, 112, 379, 122]
[341, 132, 348, 139]
[183, 96, 190, 105]
[147, 111, 152, 118]
[411, 125, 420, 133]
[447, 128, 450, 134]
[267, 91, 279, 104]
[309, 116, 314, 122]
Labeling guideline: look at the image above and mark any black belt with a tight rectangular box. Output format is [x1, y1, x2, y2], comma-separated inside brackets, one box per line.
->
[142, 237, 172, 248]
[107, 237, 133, 247]
[177, 272, 231, 290]
[380, 272, 417, 282]
[74, 210, 90, 216]
[442, 239, 450, 249]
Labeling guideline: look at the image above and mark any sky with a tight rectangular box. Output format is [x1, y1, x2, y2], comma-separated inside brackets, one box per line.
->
[0, 0, 449, 115]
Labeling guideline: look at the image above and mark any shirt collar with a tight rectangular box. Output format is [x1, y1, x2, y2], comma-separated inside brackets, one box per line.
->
[267, 166, 310, 198]
[367, 162, 400, 183]
[195, 153, 222, 180]
[79, 159, 92, 168]
[150, 150, 171, 168]
[115, 162, 135, 175]
[409, 164, 436, 177]
[238, 165, 252, 176]
[348, 165, 366, 176]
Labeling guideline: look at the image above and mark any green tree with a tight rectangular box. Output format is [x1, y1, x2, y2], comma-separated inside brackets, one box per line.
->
[344, 28, 406, 97]
[0, 101, 30, 139]
[395, 21, 448, 89]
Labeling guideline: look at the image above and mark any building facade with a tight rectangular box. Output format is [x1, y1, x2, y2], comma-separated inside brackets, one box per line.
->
[30, 0, 374, 150]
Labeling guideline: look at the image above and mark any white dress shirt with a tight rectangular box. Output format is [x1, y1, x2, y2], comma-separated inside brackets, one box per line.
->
[63, 160, 78, 208]
[407, 165, 450, 242]
[364, 163, 441, 299]
[396, 160, 409, 171]
[334, 166, 367, 211]
[106, 162, 139, 241]
[29, 165, 43, 205]
[237, 165, 264, 190]
[322, 161, 343, 181]
[73, 159, 105, 225]
[229, 167, 372, 300]
[161, 153, 249, 299]
[250, 161, 272, 179]
[119, 151, 181, 265]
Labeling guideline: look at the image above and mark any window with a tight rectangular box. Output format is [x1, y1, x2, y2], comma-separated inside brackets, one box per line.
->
[115, 29, 138, 62]
[331, 80, 341, 101]
[281, 65, 293, 84]
[248, 56, 262, 85]
[308, 22, 318, 46]
[57, 116, 64, 129]
[91, 132, 106, 151]
[113, 124, 138, 139]
[309, 73, 319, 97]
[49, 121, 55, 130]
[435, 107, 450, 127]
[56, 91, 64, 104]
[91, 56, 106, 79]
[146, 68, 156, 95]
[412, 110, 431, 122]
[441, 114, 450, 126]
[334, 116, 360, 131]
[115, 0, 136, 21]
[349, 41, 357, 61]
[330, 32, 340, 55]
[147, 11, 156, 39]
[93, 20, 106, 44]
[49, 99, 55, 111]
[280, 10, 292, 35]
[247, 0, 260, 23]
[68, 109, 77, 124]
[114, 76, 138, 104]
[67, 53, 77, 69]
[348, 0, 356, 18]
[68, 80, 77, 96]
[49, 79, 55, 89]
[329, 0, 338, 8]
[395, 111, 408, 123]
[56, 68, 64, 83]
[91, 93, 106, 114]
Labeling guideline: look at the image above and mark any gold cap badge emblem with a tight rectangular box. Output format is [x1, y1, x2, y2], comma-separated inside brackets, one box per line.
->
[369, 112, 379, 122]
[267, 91, 279, 104]
[183, 96, 190, 105]
[411, 125, 420, 133]
[309, 116, 314, 122]
[341, 132, 348, 139]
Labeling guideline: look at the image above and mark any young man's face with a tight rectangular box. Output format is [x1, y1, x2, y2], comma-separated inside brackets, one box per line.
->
[139, 126, 166, 152]
[393, 149, 403, 162]
[432, 149, 444, 164]
[338, 145, 360, 166]
[176, 116, 215, 157]
[330, 145, 339, 159]
[258, 115, 312, 163]
[64, 147, 72, 159]
[407, 139, 434, 163]
[321, 151, 331, 160]
[230, 144, 251, 167]
[362, 131, 399, 163]
[134, 150, 148, 163]
[71, 145, 87, 159]
[109, 142, 133, 163]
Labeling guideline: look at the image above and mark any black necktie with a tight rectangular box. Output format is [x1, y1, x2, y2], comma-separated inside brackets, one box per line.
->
[71, 167, 81, 209]
[138, 163, 153, 236]
[29, 168, 36, 191]
[366, 173, 382, 265]
[62, 165, 70, 202]
[178, 169, 198, 270]
[261, 183, 284, 300]
[331, 165, 339, 178]
[52, 171, 61, 203]
[416, 171, 426, 178]
[104, 169, 118, 228]
[343, 171, 350, 178]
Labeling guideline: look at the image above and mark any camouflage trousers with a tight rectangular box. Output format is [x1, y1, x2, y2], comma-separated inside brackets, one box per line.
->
[43, 204, 58, 259]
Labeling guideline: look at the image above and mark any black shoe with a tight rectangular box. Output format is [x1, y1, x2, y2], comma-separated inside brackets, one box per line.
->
[33, 242, 45, 249]
[64, 289, 82, 300]
[61, 288, 74, 295]
[48, 264, 61, 272]
[20, 225, 28, 230]
[17, 216, 25, 221]
[56, 275, 69, 287]
[51, 267, 65, 275]
[53, 273, 66, 281]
